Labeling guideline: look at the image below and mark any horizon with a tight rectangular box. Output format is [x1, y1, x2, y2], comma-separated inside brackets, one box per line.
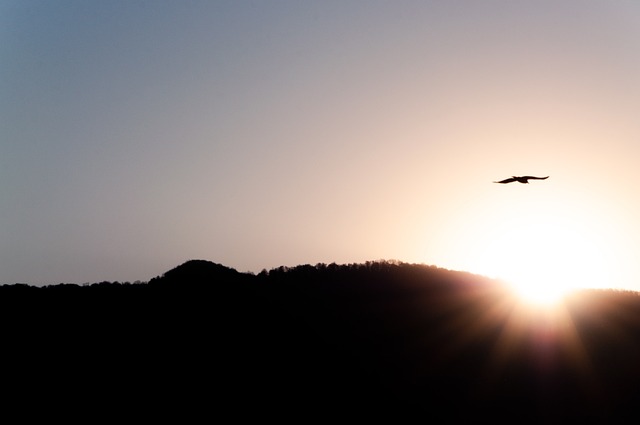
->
[5, 258, 639, 299]
[3, 2, 640, 291]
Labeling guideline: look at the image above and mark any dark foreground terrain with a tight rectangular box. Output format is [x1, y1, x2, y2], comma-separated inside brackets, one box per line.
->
[2, 260, 640, 422]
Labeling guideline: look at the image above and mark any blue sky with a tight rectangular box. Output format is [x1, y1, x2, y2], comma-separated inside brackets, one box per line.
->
[2, 1, 640, 290]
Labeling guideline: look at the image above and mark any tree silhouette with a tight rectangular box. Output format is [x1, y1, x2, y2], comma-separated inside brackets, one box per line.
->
[2, 260, 640, 422]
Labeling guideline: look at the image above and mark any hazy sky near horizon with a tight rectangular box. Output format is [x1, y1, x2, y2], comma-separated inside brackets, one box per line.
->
[2, 1, 640, 289]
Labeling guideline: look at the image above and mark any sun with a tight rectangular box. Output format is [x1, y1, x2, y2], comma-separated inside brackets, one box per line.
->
[489, 218, 609, 306]
[504, 272, 573, 307]
[461, 201, 615, 307]
[493, 221, 588, 306]
[421, 178, 630, 307]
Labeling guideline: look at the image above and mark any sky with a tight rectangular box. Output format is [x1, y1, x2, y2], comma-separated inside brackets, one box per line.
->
[2, 1, 640, 290]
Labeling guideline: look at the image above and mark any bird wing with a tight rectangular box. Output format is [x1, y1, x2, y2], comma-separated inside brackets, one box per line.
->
[494, 177, 516, 184]
[522, 176, 549, 180]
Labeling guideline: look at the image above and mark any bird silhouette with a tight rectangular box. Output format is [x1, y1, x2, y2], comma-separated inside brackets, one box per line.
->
[494, 176, 549, 184]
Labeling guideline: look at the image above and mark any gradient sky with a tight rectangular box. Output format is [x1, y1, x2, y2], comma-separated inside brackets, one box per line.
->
[2, 1, 640, 289]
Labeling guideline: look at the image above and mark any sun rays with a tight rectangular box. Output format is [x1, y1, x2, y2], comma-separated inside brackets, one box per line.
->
[422, 282, 599, 402]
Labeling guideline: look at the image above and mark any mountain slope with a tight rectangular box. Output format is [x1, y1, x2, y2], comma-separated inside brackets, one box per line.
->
[2, 260, 640, 422]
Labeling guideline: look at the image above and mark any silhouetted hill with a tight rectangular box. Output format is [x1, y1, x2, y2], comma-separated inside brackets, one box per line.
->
[2, 260, 640, 422]
[149, 259, 244, 287]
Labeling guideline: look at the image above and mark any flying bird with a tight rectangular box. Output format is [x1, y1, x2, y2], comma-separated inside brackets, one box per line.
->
[494, 176, 549, 184]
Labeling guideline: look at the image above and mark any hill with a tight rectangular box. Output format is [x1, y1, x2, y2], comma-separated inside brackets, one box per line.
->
[2, 260, 640, 422]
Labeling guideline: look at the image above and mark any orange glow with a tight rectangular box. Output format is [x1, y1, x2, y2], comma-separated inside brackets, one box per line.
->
[426, 180, 632, 305]
[489, 209, 619, 305]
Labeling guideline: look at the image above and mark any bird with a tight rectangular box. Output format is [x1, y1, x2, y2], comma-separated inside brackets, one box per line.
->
[494, 176, 549, 184]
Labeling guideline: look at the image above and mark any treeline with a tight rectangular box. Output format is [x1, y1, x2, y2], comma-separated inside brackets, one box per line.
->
[2, 259, 640, 422]
[0, 259, 496, 293]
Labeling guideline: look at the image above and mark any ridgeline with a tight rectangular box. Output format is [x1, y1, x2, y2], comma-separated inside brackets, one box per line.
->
[3, 260, 640, 422]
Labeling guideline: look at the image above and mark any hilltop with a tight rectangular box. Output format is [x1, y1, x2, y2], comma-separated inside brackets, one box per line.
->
[2, 259, 640, 422]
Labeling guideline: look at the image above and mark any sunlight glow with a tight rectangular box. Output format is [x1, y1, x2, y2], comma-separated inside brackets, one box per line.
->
[485, 220, 608, 305]
[510, 277, 569, 307]
[457, 197, 618, 307]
